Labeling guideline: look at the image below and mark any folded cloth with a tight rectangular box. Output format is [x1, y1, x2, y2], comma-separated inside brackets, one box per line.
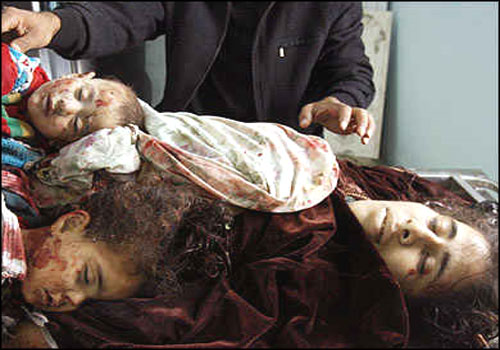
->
[31, 100, 339, 212]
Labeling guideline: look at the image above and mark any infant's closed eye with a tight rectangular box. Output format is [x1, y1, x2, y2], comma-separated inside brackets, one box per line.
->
[73, 116, 82, 134]
[75, 88, 83, 101]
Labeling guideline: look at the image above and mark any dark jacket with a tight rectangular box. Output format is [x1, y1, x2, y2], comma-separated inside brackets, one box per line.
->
[50, 2, 375, 135]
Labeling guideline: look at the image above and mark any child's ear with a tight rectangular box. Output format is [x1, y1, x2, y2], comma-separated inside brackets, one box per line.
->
[51, 210, 91, 236]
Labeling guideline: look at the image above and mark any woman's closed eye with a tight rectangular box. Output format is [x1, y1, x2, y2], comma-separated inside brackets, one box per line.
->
[429, 216, 457, 239]
[417, 249, 451, 282]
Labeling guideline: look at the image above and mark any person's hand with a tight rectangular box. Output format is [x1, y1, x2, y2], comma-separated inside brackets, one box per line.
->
[299, 96, 375, 145]
[1, 6, 61, 53]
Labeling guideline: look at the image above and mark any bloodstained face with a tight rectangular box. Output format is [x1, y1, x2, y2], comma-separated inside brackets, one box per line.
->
[21, 210, 144, 312]
[27, 72, 128, 142]
[348, 200, 490, 297]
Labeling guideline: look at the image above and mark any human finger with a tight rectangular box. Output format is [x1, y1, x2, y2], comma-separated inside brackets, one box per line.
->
[298, 103, 314, 129]
[336, 103, 353, 131]
[360, 112, 376, 145]
[1, 6, 21, 33]
[353, 108, 369, 138]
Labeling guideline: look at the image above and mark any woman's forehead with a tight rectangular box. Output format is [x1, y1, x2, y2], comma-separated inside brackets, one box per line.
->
[378, 200, 437, 215]
[455, 220, 489, 252]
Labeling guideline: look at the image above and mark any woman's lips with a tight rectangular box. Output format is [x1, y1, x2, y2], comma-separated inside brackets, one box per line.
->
[376, 208, 389, 244]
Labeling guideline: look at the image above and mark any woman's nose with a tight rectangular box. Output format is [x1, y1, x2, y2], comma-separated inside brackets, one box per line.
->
[398, 219, 446, 248]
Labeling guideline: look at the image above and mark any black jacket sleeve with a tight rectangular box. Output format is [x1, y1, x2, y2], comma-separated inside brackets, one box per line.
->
[307, 3, 375, 108]
[48, 2, 167, 59]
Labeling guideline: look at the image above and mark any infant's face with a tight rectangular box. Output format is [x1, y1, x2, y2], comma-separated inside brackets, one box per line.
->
[27, 72, 127, 142]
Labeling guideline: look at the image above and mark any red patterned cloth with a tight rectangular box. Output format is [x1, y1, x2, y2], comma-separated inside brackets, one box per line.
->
[2, 43, 50, 137]
[2, 42, 48, 283]
[1, 192, 26, 281]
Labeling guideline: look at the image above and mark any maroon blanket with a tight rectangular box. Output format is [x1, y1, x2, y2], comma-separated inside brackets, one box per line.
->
[44, 161, 471, 348]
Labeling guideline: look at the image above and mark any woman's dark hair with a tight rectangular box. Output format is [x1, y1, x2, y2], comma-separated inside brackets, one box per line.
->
[407, 199, 498, 348]
[80, 181, 235, 298]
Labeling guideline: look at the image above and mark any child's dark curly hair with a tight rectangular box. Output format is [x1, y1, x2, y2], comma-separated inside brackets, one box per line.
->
[407, 200, 498, 348]
[80, 181, 235, 299]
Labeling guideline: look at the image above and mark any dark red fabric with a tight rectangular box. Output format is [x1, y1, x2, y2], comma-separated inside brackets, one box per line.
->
[337, 160, 473, 205]
[44, 161, 467, 348]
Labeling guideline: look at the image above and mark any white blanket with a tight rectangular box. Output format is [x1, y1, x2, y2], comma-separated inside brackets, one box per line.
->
[35, 100, 339, 212]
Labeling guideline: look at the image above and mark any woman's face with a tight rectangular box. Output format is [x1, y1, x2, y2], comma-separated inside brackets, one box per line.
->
[22, 210, 144, 312]
[348, 200, 490, 297]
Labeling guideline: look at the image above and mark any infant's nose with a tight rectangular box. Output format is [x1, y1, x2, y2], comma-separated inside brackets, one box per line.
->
[54, 95, 80, 114]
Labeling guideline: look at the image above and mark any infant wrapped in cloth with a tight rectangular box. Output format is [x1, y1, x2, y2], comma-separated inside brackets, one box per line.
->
[31, 99, 340, 213]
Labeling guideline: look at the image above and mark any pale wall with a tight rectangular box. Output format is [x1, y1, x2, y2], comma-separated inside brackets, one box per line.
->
[382, 2, 498, 181]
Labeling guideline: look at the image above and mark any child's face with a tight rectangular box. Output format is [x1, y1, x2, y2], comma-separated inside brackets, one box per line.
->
[27, 72, 128, 142]
[22, 210, 144, 312]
